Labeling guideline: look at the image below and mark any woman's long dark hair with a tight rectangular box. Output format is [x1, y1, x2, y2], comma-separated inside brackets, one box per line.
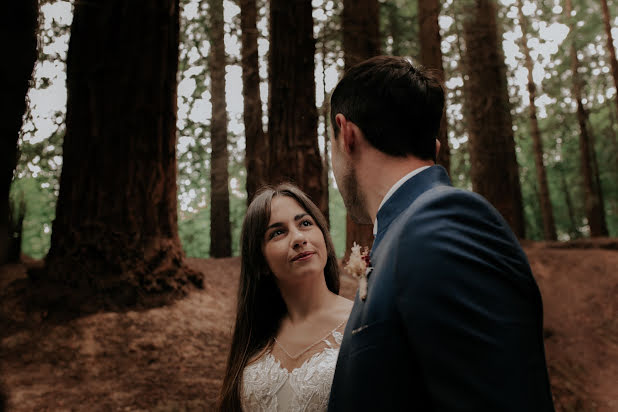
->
[217, 183, 340, 411]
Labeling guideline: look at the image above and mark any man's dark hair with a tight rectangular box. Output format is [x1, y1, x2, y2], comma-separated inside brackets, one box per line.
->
[330, 55, 445, 161]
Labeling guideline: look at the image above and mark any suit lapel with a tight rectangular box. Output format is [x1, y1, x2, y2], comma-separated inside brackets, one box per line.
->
[370, 165, 451, 268]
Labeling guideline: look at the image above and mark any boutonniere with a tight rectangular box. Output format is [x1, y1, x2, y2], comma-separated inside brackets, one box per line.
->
[344, 242, 373, 301]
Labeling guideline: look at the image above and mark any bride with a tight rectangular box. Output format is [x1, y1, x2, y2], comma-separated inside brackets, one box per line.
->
[218, 183, 352, 411]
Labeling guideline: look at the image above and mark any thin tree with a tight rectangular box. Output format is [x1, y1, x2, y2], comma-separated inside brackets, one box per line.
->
[601, 0, 618, 120]
[267, 0, 325, 214]
[42, 0, 202, 308]
[240, 0, 266, 203]
[209, 0, 231, 257]
[462, 0, 526, 237]
[517, 0, 557, 240]
[564, 0, 608, 236]
[341, 0, 380, 255]
[318, 5, 331, 224]
[418, 0, 451, 174]
[0, 0, 38, 265]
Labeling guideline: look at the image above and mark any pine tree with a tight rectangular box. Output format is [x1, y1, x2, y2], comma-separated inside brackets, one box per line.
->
[517, 0, 557, 240]
[267, 0, 324, 213]
[209, 0, 232, 257]
[418, 0, 451, 174]
[564, 0, 608, 236]
[0, 0, 38, 264]
[240, 0, 266, 203]
[341, 0, 380, 255]
[462, 0, 526, 237]
[42, 0, 202, 309]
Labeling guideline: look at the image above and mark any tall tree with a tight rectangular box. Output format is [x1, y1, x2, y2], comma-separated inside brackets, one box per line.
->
[0, 0, 38, 265]
[240, 0, 266, 203]
[601, 0, 618, 120]
[42, 0, 202, 308]
[516, 0, 557, 240]
[209, 0, 231, 257]
[341, 0, 380, 255]
[462, 0, 526, 237]
[564, 0, 609, 236]
[267, 0, 324, 214]
[418, 0, 451, 174]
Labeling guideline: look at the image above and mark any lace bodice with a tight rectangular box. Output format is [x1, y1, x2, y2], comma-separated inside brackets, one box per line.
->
[241, 326, 344, 412]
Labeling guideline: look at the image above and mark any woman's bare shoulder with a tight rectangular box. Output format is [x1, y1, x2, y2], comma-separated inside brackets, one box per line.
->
[335, 295, 354, 320]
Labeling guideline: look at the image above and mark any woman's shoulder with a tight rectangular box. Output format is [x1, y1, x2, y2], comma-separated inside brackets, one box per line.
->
[333, 295, 353, 324]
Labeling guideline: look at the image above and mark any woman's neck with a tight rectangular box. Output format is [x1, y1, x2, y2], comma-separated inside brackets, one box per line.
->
[277, 273, 336, 324]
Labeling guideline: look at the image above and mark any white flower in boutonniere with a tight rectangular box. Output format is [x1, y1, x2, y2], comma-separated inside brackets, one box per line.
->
[344, 242, 373, 301]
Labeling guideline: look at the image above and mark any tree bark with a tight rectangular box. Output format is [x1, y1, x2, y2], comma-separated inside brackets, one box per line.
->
[565, 0, 609, 236]
[267, 0, 325, 214]
[419, 0, 450, 174]
[320, 31, 330, 225]
[517, 0, 556, 240]
[341, 0, 380, 255]
[209, 0, 231, 257]
[42, 0, 202, 309]
[601, 0, 618, 121]
[240, 0, 266, 203]
[0, 0, 38, 265]
[560, 166, 579, 239]
[462, 0, 526, 237]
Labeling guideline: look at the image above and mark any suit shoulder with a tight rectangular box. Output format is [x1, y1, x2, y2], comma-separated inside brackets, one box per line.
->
[397, 185, 506, 233]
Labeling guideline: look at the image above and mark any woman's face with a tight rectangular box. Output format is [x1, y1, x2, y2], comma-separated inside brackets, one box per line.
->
[262, 196, 328, 285]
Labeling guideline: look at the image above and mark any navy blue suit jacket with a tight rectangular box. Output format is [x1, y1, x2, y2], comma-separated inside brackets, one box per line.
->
[328, 166, 554, 411]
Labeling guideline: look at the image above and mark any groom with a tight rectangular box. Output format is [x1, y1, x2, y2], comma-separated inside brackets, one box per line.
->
[327, 56, 554, 411]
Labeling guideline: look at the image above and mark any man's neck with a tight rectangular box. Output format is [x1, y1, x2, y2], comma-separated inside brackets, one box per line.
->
[358, 154, 435, 223]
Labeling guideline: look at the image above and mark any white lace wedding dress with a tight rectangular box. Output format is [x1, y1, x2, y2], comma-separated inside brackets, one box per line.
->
[241, 322, 345, 412]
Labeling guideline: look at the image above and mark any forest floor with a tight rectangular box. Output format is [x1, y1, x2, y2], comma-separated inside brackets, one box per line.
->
[0, 239, 616, 412]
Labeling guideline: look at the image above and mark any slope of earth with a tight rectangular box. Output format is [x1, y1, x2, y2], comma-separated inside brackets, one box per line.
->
[0, 241, 616, 411]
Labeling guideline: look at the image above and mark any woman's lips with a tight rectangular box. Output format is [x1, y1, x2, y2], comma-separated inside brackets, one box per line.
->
[292, 252, 315, 262]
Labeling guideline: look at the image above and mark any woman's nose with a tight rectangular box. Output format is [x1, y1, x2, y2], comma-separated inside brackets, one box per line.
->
[291, 229, 307, 248]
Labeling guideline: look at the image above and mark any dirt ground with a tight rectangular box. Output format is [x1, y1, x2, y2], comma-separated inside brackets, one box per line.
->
[0, 240, 616, 411]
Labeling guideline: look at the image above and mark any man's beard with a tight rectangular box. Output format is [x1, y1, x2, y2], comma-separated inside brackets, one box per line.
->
[341, 167, 372, 225]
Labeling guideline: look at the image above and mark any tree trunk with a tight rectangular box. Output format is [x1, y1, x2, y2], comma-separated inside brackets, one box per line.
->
[341, 0, 380, 256]
[320, 33, 330, 225]
[0, 0, 38, 265]
[209, 0, 231, 257]
[565, 0, 609, 236]
[418, 0, 450, 174]
[601, 0, 618, 121]
[517, 0, 556, 240]
[386, 3, 402, 56]
[342, 0, 380, 68]
[42, 0, 202, 309]
[560, 166, 579, 239]
[267, 0, 324, 214]
[240, 0, 266, 203]
[462, 0, 526, 238]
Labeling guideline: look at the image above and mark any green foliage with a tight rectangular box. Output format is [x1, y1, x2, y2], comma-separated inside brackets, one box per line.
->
[328, 183, 346, 258]
[9, 177, 56, 259]
[12, 0, 618, 263]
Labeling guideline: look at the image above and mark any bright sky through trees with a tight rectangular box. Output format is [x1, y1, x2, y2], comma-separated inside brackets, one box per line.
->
[18, 0, 618, 210]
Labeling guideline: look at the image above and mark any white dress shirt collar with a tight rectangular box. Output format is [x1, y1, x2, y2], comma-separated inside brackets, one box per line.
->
[373, 165, 431, 236]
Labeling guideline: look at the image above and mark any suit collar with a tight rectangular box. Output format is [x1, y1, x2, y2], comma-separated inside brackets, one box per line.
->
[373, 165, 451, 245]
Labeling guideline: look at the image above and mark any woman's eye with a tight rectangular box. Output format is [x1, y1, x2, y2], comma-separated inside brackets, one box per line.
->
[301, 219, 313, 227]
[269, 229, 284, 239]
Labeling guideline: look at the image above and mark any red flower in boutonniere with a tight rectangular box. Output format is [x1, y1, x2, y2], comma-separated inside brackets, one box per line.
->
[344, 242, 373, 301]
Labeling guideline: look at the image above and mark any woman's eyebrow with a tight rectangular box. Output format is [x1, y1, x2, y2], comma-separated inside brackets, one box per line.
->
[266, 213, 309, 231]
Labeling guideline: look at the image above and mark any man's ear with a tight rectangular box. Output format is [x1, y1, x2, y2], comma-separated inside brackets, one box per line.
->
[335, 113, 356, 155]
[435, 138, 441, 163]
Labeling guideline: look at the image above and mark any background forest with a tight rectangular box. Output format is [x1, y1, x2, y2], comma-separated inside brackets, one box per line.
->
[7, 0, 618, 264]
[2, 1, 617, 411]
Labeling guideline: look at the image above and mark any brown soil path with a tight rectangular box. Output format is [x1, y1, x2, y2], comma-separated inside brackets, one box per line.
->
[0, 243, 616, 411]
